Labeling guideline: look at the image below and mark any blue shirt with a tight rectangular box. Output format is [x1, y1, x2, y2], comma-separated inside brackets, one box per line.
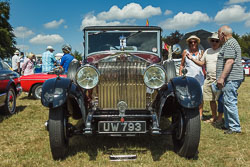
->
[42, 51, 56, 72]
[60, 53, 74, 73]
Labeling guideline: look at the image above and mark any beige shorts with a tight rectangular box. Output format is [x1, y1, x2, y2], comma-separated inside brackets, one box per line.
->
[203, 78, 216, 101]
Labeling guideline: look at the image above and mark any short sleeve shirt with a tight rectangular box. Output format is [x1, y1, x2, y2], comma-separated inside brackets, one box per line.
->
[201, 47, 220, 80]
[216, 38, 243, 81]
[42, 51, 56, 72]
[12, 55, 20, 70]
[60, 53, 74, 73]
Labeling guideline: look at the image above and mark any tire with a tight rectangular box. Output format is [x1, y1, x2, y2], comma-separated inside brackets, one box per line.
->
[172, 108, 200, 158]
[3, 87, 17, 115]
[67, 60, 81, 83]
[163, 60, 177, 82]
[49, 107, 69, 160]
[32, 84, 42, 99]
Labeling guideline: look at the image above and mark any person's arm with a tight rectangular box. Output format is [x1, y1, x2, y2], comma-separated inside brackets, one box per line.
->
[179, 50, 186, 76]
[217, 58, 234, 89]
[17, 62, 20, 72]
[186, 54, 205, 66]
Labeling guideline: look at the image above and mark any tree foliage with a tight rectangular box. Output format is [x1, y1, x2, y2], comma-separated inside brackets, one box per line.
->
[162, 30, 183, 46]
[0, 1, 16, 59]
[71, 50, 82, 61]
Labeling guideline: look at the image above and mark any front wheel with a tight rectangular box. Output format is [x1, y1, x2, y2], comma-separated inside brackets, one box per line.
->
[172, 108, 200, 158]
[32, 84, 42, 99]
[49, 107, 69, 160]
[3, 87, 16, 115]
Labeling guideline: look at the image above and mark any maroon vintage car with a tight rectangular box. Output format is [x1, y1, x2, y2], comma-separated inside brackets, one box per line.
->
[41, 26, 202, 160]
[20, 72, 66, 99]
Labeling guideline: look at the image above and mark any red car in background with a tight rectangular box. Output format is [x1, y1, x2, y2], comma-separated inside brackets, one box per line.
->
[0, 58, 22, 115]
[20, 73, 67, 99]
[243, 62, 250, 76]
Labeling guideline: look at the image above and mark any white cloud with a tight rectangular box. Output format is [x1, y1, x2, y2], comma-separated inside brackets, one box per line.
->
[159, 11, 211, 30]
[97, 3, 161, 20]
[214, 5, 250, 24]
[245, 19, 250, 27]
[29, 34, 64, 45]
[80, 13, 122, 30]
[227, 0, 250, 4]
[14, 26, 34, 38]
[44, 19, 65, 29]
[164, 10, 172, 15]
[16, 44, 29, 51]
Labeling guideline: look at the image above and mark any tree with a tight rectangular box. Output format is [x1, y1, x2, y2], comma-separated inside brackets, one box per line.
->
[71, 50, 82, 61]
[162, 30, 183, 46]
[233, 32, 250, 58]
[0, 1, 16, 59]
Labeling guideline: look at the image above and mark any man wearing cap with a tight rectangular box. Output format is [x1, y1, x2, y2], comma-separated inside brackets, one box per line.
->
[187, 32, 223, 123]
[42, 46, 56, 73]
[217, 25, 243, 134]
[12, 50, 20, 74]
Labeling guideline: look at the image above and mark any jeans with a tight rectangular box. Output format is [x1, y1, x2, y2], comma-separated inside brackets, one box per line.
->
[222, 80, 242, 132]
[217, 93, 224, 113]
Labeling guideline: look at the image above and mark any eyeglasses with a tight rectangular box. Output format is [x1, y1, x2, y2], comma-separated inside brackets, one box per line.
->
[211, 39, 219, 43]
[189, 40, 197, 44]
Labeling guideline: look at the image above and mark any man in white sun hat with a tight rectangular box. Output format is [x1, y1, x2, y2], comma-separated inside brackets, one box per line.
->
[42, 46, 56, 73]
[12, 50, 20, 74]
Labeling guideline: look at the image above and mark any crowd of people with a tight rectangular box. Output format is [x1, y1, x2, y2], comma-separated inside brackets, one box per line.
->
[180, 25, 243, 134]
[11, 44, 74, 75]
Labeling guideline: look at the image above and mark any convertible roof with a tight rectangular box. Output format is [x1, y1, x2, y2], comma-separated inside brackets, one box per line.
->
[83, 26, 162, 31]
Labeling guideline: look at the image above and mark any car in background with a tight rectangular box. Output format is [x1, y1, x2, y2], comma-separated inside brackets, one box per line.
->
[0, 58, 22, 115]
[20, 69, 67, 99]
[243, 62, 250, 76]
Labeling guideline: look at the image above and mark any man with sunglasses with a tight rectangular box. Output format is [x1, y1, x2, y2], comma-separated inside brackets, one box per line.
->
[216, 25, 243, 134]
[187, 32, 223, 124]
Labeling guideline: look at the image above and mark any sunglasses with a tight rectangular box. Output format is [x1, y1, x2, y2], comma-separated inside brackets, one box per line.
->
[211, 39, 219, 43]
[189, 40, 197, 44]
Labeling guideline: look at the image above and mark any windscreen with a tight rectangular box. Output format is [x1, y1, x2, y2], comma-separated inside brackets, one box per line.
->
[87, 31, 159, 56]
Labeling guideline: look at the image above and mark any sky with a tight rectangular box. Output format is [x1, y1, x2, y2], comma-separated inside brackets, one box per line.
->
[8, 0, 250, 55]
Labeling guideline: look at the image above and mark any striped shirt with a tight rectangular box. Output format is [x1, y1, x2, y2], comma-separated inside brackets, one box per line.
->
[216, 37, 243, 81]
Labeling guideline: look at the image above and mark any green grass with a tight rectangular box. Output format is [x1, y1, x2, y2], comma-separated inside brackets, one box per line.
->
[1, 78, 250, 167]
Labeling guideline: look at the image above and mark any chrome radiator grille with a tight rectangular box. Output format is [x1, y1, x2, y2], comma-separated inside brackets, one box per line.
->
[96, 60, 147, 110]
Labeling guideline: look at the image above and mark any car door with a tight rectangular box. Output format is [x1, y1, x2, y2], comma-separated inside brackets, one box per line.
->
[0, 60, 12, 106]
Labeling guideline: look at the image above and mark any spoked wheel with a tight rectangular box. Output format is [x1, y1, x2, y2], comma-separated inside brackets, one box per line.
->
[32, 84, 42, 99]
[48, 107, 69, 160]
[172, 107, 200, 158]
[3, 87, 16, 115]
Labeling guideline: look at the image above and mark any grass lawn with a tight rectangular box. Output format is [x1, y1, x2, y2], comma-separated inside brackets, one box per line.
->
[0, 77, 250, 167]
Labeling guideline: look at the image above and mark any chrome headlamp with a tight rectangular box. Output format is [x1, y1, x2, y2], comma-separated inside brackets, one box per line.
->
[143, 65, 166, 89]
[76, 65, 99, 89]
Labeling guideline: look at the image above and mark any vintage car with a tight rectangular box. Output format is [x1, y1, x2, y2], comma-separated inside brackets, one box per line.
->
[41, 26, 202, 160]
[20, 70, 67, 99]
[0, 58, 22, 114]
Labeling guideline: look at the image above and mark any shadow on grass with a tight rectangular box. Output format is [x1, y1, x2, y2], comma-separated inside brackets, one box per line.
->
[68, 135, 174, 161]
[0, 105, 27, 123]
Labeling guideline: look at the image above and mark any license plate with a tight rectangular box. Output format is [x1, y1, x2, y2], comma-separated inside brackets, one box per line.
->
[98, 121, 146, 133]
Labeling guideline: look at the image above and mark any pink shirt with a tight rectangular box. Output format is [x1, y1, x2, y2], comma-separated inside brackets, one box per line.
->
[22, 59, 34, 75]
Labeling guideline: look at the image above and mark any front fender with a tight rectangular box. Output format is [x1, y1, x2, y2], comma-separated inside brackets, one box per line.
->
[41, 77, 71, 108]
[171, 76, 202, 108]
